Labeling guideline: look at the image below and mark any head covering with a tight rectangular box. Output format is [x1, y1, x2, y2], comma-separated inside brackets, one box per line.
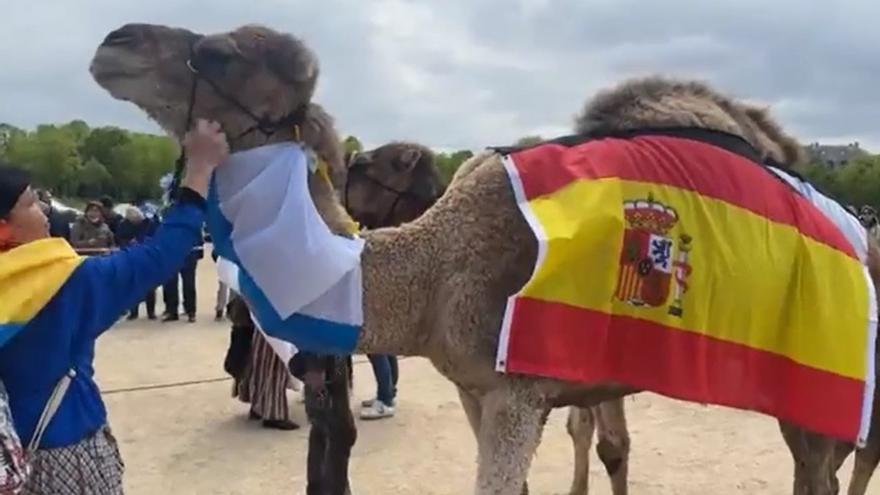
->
[0, 164, 31, 219]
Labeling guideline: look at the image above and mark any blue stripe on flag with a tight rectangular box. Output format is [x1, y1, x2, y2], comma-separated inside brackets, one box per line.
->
[239, 270, 359, 354]
[206, 178, 360, 355]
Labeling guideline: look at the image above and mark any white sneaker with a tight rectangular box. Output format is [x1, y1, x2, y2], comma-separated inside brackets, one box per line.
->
[361, 397, 395, 408]
[359, 401, 395, 420]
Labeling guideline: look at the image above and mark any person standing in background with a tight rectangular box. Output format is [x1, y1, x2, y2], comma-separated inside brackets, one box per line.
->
[70, 202, 114, 252]
[210, 245, 229, 321]
[162, 231, 203, 323]
[117, 207, 158, 320]
[99, 197, 122, 236]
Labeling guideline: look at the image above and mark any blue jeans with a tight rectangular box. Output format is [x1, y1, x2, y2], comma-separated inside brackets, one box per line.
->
[367, 354, 399, 406]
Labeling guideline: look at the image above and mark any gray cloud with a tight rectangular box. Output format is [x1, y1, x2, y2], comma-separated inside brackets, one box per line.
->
[1, 0, 877, 152]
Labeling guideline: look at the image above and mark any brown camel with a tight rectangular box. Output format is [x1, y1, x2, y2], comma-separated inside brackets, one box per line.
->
[345, 142, 630, 495]
[90, 23, 880, 495]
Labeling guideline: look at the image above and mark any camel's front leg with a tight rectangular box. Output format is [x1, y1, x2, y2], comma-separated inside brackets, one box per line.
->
[566, 406, 595, 495]
[475, 384, 547, 495]
[459, 387, 530, 495]
[323, 357, 357, 495]
[458, 386, 483, 439]
[779, 421, 839, 495]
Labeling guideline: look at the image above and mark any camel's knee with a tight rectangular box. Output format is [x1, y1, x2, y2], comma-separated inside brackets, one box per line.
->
[594, 399, 630, 477]
[335, 411, 357, 448]
[596, 437, 630, 477]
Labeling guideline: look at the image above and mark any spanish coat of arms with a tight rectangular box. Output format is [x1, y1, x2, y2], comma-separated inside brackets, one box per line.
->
[614, 194, 693, 317]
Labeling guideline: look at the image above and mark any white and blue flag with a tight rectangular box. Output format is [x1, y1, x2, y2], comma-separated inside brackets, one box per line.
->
[205, 142, 365, 355]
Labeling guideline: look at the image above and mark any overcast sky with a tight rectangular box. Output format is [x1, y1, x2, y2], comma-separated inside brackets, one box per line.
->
[2, 0, 878, 151]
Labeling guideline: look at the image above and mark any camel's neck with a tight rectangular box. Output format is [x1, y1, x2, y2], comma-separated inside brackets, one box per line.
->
[225, 103, 345, 189]
[354, 221, 442, 355]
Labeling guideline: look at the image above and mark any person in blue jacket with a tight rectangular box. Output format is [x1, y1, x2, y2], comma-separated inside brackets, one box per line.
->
[0, 119, 228, 495]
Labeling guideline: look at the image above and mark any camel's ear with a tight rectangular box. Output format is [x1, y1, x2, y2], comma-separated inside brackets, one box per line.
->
[395, 148, 422, 173]
[264, 34, 319, 85]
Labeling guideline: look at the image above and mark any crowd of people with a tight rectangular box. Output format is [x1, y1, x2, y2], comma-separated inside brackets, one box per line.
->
[32, 190, 224, 324]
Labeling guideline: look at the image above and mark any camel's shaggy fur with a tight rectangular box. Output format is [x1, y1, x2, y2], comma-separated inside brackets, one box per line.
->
[90, 23, 880, 495]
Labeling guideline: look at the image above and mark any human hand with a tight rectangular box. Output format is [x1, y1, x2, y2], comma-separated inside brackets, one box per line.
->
[181, 119, 229, 196]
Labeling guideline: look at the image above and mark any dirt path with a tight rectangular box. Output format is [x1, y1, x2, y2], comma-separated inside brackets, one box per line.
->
[93, 262, 874, 494]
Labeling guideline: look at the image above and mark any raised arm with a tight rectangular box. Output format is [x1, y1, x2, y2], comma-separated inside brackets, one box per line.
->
[73, 120, 229, 338]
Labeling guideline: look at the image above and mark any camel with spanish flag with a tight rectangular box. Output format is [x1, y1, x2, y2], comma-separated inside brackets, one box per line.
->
[89, 23, 880, 495]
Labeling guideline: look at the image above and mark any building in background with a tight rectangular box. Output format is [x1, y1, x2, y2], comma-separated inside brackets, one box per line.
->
[805, 142, 870, 168]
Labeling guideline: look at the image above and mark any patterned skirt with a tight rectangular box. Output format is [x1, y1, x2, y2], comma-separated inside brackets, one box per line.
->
[22, 425, 124, 495]
[232, 330, 291, 421]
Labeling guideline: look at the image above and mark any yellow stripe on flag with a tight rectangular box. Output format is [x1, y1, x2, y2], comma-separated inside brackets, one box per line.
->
[0, 238, 83, 324]
[520, 177, 870, 380]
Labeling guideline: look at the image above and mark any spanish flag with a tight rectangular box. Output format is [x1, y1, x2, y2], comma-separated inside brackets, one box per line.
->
[0, 238, 83, 348]
[495, 129, 877, 445]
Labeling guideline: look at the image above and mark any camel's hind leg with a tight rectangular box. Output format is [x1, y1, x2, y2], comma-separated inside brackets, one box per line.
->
[566, 406, 595, 495]
[595, 399, 630, 495]
[474, 384, 547, 495]
[567, 399, 630, 495]
[779, 421, 840, 495]
[848, 435, 880, 495]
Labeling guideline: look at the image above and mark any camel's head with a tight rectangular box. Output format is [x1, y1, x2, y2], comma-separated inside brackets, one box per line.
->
[344, 142, 444, 229]
[575, 76, 806, 167]
[859, 206, 878, 229]
[90, 23, 319, 143]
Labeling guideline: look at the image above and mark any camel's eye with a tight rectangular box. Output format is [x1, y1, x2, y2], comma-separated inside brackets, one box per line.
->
[191, 39, 238, 76]
[192, 50, 232, 75]
[349, 154, 372, 171]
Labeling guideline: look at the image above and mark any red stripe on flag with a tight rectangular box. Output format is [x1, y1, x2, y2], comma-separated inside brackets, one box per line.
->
[509, 136, 857, 258]
[502, 297, 864, 442]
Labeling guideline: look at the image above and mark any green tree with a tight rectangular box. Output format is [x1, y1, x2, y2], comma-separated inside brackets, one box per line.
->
[75, 158, 112, 198]
[435, 150, 475, 184]
[0, 123, 24, 157]
[835, 156, 880, 208]
[79, 127, 131, 171]
[62, 120, 91, 145]
[5, 126, 82, 195]
[515, 135, 544, 147]
[108, 133, 177, 200]
[343, 135, 363, 155]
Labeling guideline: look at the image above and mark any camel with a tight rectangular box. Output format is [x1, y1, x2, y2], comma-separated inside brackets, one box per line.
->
[345, 141, 630, 495]
[89, 23, 880, 495]
[344, 142, 445, 229]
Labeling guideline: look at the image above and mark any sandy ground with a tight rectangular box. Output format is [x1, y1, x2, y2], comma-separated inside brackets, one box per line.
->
[92, 261, 877, 495]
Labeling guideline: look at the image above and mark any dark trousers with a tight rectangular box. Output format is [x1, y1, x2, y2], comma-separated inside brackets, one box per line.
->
[129, 290, 156, 317]
[163, 259, 198, 316]
[367, 354, 399, 406]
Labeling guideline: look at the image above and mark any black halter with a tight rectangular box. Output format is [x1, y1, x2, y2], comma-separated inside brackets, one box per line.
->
[343, 153, 442, 229]
[167, 42, 308, 198]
